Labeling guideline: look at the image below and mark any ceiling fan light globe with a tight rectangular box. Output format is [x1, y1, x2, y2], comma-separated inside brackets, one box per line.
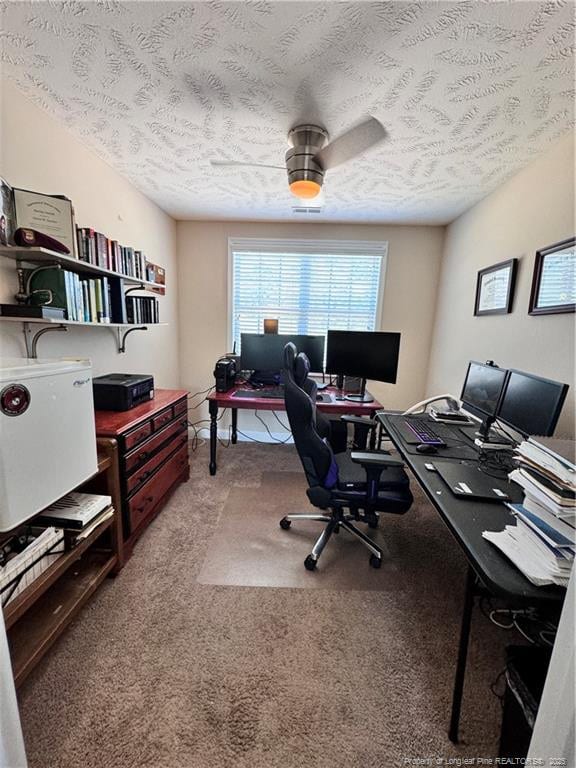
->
[289, 180, 322, 199]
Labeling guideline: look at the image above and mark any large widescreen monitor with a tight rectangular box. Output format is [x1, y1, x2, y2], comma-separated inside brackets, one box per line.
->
[240, 333, 325, 374]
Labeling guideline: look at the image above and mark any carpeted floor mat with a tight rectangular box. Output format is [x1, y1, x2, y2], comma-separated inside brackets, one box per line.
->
[199, 470, 409, 589]
[16, 442, 512, 768]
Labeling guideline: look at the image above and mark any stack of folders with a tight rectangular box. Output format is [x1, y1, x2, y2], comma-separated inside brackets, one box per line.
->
[35, 492, 114, 545]
[483, 437, 575, 587]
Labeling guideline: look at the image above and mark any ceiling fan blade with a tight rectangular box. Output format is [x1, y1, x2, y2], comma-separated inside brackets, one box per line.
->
[313, 117, 386, 171]
[210, 160, 285, 170]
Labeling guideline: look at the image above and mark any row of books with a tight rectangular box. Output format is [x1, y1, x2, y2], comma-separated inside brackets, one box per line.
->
[29, 267, 116, 323]
[77, 227, 147, 280]
[126, 295, 159, 324]
[483, 436, 575, 587]
[26, 267, 160, 324]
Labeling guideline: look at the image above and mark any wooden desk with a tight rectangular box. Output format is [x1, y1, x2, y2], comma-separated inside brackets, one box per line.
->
[379, 413, 564, 743]
[207, 384, 382, 475]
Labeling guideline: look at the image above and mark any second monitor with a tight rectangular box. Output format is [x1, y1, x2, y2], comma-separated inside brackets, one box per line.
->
[326, 330, 401, 403]
[241, 333, 325, 381]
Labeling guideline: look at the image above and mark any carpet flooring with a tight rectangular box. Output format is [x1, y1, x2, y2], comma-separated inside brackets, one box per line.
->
[17, 442, 513, 768]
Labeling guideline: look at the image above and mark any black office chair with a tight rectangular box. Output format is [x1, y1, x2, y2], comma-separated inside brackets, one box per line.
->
[281, 343, 413, 570]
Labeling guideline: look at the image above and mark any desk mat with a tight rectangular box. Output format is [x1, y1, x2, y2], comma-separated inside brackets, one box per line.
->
[197, 470, 452, 591]
[385, 418, 479, 461]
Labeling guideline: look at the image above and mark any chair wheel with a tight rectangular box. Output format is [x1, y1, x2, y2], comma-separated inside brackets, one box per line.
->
[369, 554, 382, 569]
[280, 517, 291, 530]
[304, 555, 317, 571]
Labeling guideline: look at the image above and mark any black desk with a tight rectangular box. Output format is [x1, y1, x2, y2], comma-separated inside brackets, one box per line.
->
[378, 413, 564, 742]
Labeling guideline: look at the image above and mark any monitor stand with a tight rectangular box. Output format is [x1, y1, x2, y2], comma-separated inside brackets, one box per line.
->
[344, 378, 374, 403]
[474, 415, 514, 450]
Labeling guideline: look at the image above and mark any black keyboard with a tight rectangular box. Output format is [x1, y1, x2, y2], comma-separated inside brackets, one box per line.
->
[232, 388, 284, 400]
[396, 417, 448, 446]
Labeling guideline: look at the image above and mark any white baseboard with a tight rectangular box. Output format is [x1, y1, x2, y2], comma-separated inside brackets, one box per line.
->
[192, 426, 293, 444]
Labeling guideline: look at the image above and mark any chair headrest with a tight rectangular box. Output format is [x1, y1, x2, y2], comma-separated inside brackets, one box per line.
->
[294, 352, 310, 388]
[283, 342, 297, 373]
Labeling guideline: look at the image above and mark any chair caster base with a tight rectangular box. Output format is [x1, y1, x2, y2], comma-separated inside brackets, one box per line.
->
[280, 517, 292, 530]
[369, 554, 382, 569]
[304, 554, 317, 571]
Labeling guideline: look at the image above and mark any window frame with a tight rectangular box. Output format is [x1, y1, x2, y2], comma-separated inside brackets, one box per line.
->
[227, 237, 388, 351]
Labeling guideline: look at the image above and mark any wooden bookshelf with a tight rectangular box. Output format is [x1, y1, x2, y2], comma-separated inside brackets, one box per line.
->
[2, 438, 124, 688]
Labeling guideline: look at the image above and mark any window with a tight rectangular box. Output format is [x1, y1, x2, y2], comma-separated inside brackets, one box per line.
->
[229, 238, 387, 351]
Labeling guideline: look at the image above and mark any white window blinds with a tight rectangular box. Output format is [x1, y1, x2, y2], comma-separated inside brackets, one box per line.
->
[229, 239, 386, 351]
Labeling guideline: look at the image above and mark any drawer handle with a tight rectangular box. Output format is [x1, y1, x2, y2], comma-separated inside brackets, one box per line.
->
[138, 451, 148, 461]
[135, 495, 154, 514]
[137, 470, 152, 483]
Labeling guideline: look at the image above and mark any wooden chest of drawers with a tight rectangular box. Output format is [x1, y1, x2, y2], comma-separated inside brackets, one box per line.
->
[95, 389, 189, 559]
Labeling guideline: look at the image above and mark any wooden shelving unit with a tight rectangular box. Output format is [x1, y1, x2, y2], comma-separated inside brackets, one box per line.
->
[8, 550, 116, 687]
[1, 438, 124, 688]
[0, 245, 167, 356]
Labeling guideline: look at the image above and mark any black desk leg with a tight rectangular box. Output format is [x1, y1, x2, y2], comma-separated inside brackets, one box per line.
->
[209, 399, 218, 476]
[449, 565, 476, 743]
[231, 408, 238, 444]
[369, 419, 377, 449]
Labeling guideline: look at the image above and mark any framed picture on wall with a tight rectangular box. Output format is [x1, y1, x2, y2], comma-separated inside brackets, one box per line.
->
[529, 237, 575, 315]
[474, 258, 518, 316]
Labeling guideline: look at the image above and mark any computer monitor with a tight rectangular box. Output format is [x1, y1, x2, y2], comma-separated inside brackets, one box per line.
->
[240, 333, 325, 377]
[325, 330, 401, 403]
[460, 361, 508, 439]
[497, 369, 569, 437]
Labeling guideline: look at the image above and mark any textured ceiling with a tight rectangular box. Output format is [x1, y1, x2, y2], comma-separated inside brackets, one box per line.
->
[1, 1, 575, 224]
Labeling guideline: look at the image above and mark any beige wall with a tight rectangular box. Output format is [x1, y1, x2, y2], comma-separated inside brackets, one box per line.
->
[0, 79, 179, 387]
[427, 133, 575, 436]
[177, 220, 445, 432]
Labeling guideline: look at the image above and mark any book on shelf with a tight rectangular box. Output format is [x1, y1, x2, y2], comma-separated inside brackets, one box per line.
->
[126, 295, 159, 324]
[25, 267, 116, 324]
[35, 492, 112, 530]
[0, 304, 66, 320]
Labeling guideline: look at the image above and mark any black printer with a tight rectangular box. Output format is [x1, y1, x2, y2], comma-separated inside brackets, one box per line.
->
[92, 373, 154, 411]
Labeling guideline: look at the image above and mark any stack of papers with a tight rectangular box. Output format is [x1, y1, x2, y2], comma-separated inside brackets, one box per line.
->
[482, 436, 575, 587]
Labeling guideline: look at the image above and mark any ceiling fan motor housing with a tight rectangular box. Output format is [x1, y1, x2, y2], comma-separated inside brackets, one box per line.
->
[285, 124, 328, 190]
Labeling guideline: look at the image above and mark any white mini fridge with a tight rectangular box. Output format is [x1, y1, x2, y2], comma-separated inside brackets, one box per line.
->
[0, 358, 98, 532]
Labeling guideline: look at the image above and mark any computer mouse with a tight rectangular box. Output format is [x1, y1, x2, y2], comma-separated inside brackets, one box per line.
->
[416, 443, 438, 454]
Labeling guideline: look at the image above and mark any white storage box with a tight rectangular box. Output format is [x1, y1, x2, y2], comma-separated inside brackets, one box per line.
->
[0, 358, 98, 532]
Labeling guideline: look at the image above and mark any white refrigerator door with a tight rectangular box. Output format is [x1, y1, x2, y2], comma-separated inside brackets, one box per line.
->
[0, 366, 97, 532]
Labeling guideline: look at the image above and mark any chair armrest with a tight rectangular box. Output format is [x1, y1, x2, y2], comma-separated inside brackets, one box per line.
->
[340, 415, 378, 429]
[350, 451, 405, 468]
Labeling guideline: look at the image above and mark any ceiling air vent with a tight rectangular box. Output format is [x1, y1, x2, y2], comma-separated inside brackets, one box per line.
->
[292, 206, 323, 214]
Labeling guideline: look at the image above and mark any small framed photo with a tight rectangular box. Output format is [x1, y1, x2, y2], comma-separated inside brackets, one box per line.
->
[474, 258, 518, 316]
[529, 237, 575, 315]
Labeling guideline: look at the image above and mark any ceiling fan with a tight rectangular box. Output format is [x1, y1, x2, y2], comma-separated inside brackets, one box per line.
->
[210, 117, 386, 201]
